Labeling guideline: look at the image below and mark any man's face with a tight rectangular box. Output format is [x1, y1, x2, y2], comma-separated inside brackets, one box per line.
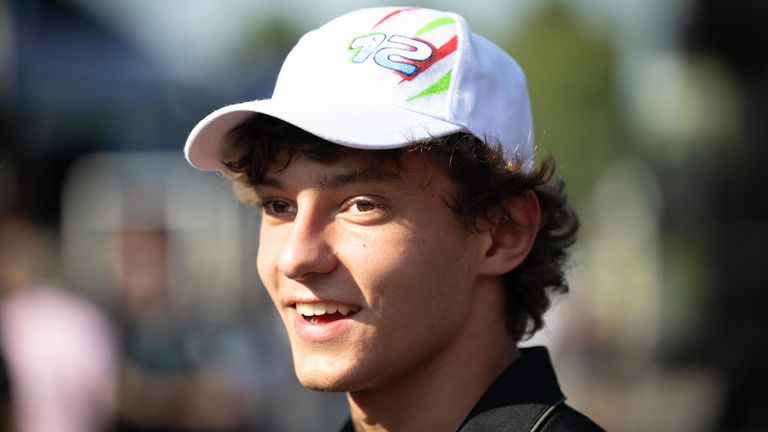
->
[254, 150, 489, 392]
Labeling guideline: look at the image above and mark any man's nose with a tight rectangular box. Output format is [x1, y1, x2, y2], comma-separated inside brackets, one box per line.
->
[278, 209, 337, 281]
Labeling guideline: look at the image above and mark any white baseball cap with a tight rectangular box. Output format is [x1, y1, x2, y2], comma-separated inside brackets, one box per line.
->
[184, 7, 534, 171]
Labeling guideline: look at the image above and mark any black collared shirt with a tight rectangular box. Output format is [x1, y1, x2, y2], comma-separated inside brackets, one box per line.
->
[340, 346, 604, 432]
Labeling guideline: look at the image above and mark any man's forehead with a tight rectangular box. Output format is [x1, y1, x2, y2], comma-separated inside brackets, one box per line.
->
[261, 151, 402, 187]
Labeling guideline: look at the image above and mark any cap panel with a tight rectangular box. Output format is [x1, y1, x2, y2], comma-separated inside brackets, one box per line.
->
[273, 7, 463, 121]
[451, 32, 534, 169]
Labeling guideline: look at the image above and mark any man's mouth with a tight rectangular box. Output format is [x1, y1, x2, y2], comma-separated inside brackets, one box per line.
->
[295, 302, 360, 325]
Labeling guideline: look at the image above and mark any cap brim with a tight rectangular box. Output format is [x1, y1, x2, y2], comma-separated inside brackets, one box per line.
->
[184, 98, 463, 171]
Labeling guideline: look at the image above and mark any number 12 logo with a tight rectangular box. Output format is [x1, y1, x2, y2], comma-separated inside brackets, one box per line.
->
[349, 33, 435, 77]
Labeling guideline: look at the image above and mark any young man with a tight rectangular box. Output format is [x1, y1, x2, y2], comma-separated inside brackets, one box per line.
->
[184, 7, 603, 432]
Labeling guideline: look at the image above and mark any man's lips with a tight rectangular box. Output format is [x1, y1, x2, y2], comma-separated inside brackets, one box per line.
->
[289, 301, 361, 342]
[294, 302, 360, 321]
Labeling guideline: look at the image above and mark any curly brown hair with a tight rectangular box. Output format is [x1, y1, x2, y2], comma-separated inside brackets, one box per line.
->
[223, 114, 579, 342]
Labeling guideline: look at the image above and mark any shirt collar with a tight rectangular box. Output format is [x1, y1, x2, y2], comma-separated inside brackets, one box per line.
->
[459, 346, 566, 431]
[338, 346, 565, 432]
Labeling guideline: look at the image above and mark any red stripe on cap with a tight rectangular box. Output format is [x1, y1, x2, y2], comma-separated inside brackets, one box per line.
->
[398, 35, 458, 82]
[372, 7, 420, 28]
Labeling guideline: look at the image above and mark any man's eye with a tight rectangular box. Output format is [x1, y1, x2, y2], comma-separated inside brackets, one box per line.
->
[342, 197, 388, 222]
[263, 199, 295, 214]
[353, 200, 376, 212]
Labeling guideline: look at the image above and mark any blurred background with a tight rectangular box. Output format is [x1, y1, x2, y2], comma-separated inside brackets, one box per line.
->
[0, 0, 766, 431]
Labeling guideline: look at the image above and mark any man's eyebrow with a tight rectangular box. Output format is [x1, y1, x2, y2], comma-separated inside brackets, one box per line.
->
[318, 168, 401, 188]
[257, 177, 282, 188]
[258, 166, 401, 190]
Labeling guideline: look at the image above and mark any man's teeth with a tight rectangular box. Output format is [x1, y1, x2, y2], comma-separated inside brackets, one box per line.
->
[296, 302, 359, 317]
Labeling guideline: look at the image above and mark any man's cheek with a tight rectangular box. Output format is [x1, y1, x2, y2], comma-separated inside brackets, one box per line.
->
[255, 234, 278, 278]
[255, 248, 267, 279]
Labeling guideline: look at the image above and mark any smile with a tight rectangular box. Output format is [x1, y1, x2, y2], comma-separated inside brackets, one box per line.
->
[295, 302, 360, 324]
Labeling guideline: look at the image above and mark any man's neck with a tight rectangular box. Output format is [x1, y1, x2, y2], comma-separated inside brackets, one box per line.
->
[345, 278, 519, 432]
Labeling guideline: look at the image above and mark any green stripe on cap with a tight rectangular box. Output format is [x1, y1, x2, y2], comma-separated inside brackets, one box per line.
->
[407, 70, 452, 101]
[415, 17, 455, 37]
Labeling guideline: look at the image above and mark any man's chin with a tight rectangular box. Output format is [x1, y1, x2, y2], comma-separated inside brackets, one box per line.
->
[296, 373, 353, 393]
[302, 381, 348, 393]
[293, 360, 361, 393]
[291, 346, 371, 392]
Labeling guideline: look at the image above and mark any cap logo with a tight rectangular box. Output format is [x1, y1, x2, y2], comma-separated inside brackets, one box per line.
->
[346, 8, 459, 101]
[349, 34, 435, 77]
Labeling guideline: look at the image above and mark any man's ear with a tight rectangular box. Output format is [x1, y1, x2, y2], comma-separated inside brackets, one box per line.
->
[478, 190, 541, 276]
